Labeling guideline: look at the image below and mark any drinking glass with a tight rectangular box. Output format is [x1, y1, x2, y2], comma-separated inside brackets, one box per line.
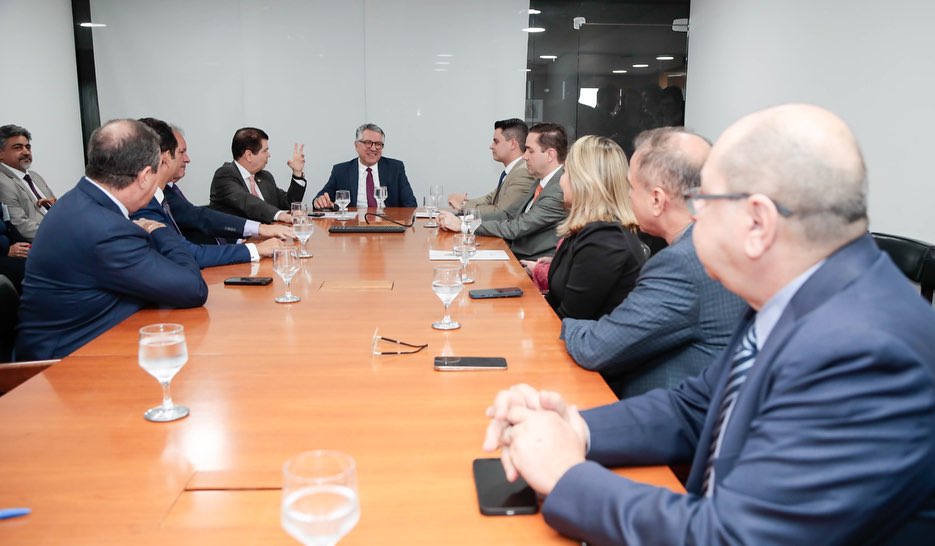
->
[282, 450, 359, 546]
[293, 217, 315, 258]
[453, 233, 477, 284]
[423, 195, 439, 228]
[432, 265, 463, 330]
[291, 202, 308, 221]
[138, 323, 190, 422]
[374, 186, 388, 211]
[334, 190, 351, 220]
[274, 247, 301, 303]
[463, 207, 483, 236]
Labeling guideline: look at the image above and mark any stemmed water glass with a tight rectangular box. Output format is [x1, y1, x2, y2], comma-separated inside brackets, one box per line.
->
[334, 190, 351, 220]
[423, 195, 440, 228]
[293, 217, 315, 258]
[431, 264, 463, 330]
[281, 450, 360, 546]
[138, 323, 190, 422]
[374, 185, 388, 211]
[291, 202, 308, 222]
[463, 207, 482, 236]
[274, 247, 301, 303]
[453, 234, 477, 284]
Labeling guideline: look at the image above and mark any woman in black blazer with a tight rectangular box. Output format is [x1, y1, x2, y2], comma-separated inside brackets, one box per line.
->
[545, 136, 646, 319]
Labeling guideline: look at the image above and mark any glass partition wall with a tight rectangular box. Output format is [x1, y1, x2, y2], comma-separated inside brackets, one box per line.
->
[525, 1, 690, 158]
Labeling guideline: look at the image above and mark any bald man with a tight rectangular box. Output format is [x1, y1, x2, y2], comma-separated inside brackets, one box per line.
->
[482, 105, 935, 545]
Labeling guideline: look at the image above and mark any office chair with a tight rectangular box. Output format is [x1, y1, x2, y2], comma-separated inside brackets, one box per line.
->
[871, 232, 935, 303]
[0, 274, 17, 362]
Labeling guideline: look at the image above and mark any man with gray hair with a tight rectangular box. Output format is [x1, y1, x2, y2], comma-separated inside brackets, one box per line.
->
[483, 105, 935, 545]
[313, 123, 416, 210]
[561, 127, 746, 398]
[0, 124, 57, 240]
[16, 119, 208, 361]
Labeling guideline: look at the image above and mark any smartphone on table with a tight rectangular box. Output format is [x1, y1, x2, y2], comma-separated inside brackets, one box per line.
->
[433, 356, 507, 371]
[468, 287, 523, 299]
[224, 276, 273, 286]
[472, 458, 538, 515]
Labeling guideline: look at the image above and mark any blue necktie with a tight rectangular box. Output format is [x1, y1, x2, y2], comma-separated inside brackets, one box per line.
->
[161, 200, 182, 235]
[492, 170, 507, 203]
[702, 320, 758, 496]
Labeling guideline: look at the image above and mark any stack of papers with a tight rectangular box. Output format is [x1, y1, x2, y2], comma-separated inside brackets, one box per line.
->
[429, 249, 510, 261]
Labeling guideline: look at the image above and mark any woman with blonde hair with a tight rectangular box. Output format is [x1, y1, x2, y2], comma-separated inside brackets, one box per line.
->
[542, 135, 646, 319]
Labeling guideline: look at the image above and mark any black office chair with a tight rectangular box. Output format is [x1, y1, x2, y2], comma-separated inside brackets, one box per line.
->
[871, 232, 935, 303]
[0, 274, 17, 362]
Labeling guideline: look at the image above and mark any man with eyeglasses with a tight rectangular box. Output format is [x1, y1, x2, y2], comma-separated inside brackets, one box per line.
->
[560, 127, 746, 399]
[312, 123, 417, 210]
[482, 104, 935, 545]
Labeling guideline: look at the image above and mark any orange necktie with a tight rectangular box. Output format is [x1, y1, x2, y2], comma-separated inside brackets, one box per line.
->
[531, 184, 543, 204]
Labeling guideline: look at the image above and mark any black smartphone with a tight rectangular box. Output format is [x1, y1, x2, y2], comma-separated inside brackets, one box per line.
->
[434, 356, 507, 371]
[472, 458, 538, 516]
[224, 276, 273, 286]
[309, 211, 326, 217]
[468, 287, 524, 299]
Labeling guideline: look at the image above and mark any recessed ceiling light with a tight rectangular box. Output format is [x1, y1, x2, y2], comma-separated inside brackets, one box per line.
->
[656, 56, 674, 61]
[79, 22, 106, 28]
[612, 70, 628, 74]
[529, 9, 541, 15]
[523, 27, 545, 33]
[540, 55, 557, 60]
[433, 68, 448, 72]
[435, 61, 450, 65]
[667, 72, 686, 77]
[632, 64, 649, 68]
[436, 54, 454, 58]
[522, 68, 532, 72]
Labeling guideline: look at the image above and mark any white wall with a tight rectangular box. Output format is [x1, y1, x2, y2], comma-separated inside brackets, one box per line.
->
[89, 0, 529, 207]
[0, 0, 85, 197]
[686, 0, 935, 242]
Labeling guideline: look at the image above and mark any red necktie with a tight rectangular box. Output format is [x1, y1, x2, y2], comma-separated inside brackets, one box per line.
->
[366, 168, 377, 208]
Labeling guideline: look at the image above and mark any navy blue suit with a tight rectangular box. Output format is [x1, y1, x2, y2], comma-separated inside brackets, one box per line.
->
[314, 157, 417, 208]
[131, 196, 251, 268]
[542, 234, 935, 545]
[15, 178, 208, 360]
[164, 183, 246, 243]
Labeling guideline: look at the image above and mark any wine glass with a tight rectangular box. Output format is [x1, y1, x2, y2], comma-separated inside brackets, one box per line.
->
[291, 202, 308, 222]
[274, 247, 301, 303]
[138, 323, 190, 422]
[293, 217, 315, 258]
[423, 195, 439, 228]
[334, 190, 351, 220]
[432, 265, 463, 330]
[282, 450, 359, 546]
[453, 234, 477, 284]
[374, 186, 388, 211]
[463, 207, 483, 236]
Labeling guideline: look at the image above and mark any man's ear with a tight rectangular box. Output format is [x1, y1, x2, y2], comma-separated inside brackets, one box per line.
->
[650, 186, 667, 217]
[744, 195, 779, 259]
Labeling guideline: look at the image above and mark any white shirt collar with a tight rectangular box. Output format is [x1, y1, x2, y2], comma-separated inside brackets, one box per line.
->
[154, 187, 165, 204]
[539, 165, 563, 187]
[1, 162, 27, 181]
[85, 177, 130, 219]
[503, 156, 523, 175]
[234, 160, 252, 182]
[358, 159, 378, 174]
[754, 259, 826, 350]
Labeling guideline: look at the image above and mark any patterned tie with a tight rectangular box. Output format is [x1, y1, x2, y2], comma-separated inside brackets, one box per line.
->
[248, 175, 260, 197]
[366, 167, 377, 208]
[702, 320, 758, 496]
[161, 200, 182, 235]
[24, 174, 50, 211]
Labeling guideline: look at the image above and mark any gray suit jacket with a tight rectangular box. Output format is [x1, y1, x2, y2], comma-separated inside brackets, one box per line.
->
[463, 159, 536, 218]
[209, 161, 306, 223]
[0, 163, 54, 241]
[475, 167, 566, 261]
[560, 224, 747, 398]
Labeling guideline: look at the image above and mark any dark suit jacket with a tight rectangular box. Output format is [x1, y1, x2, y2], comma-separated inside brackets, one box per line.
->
[15, 178, 207, 361]
[543, 234, 935, 545]
[314, 157, 417, 208]
[561, 224, 746, 398]
[0, 205, 28, 292]
[209, 161, 305, 223]
[131, 196, 250, 268]
[545, 221, 646, 320]
[164, 183, 246, 243]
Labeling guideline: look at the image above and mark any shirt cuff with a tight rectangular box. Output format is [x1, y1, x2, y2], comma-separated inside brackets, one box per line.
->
[243, 220, 260, 237]
[245, 243, 260, 262]
[273, 211, 286, 222]
[292, 176, 307, 187]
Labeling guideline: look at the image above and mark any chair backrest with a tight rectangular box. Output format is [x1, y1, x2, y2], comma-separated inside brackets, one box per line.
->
[0, 274, 18, 362]
[871, 232, 935, 303]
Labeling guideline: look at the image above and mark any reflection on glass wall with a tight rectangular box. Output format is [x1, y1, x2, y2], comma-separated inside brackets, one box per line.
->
[525, 1, 690, 158]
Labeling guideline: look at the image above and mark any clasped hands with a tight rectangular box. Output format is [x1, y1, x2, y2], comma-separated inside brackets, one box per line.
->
[482, 383, 589, 496]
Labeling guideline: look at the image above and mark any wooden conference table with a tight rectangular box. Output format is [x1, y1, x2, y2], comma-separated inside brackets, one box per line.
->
[0, 208, 682, 545]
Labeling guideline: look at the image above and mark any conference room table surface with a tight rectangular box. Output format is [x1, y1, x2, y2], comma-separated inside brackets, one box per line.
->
[0, 208, 683, 545]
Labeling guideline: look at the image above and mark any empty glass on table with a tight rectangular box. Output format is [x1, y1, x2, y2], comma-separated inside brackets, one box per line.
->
[293, 217, 315, 258]
[431, 264, 463, 330]
[463, 207, 482, 236]
[374, 185, 388, 211]
[291, 202, 308, 222]
[334, 190, 352, 220]
[138, 323, 190, 422]
[453, 233, 477, 284]
[282, 450, 359, 546]
[423, 195, 439, 228]
[273, 247, 301, 303]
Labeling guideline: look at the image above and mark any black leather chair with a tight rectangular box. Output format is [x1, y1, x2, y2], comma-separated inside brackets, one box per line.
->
[871, 232, 935, 303]
[0, 274, 17, 362]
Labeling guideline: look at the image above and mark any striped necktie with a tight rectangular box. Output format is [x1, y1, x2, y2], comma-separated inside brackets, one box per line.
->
[702, 320, 758, 496]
